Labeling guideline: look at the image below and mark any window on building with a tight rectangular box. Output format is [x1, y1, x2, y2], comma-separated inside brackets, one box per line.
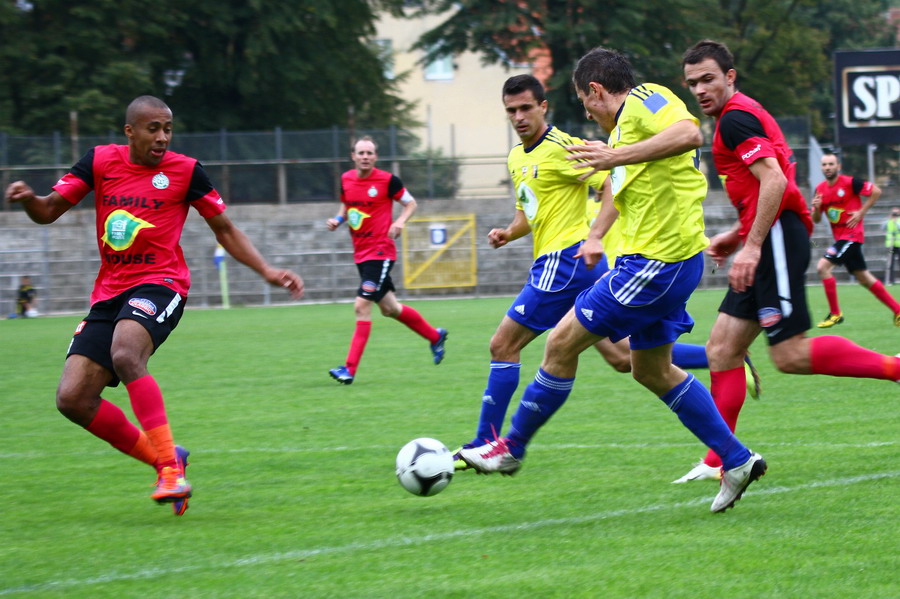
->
[372, 39, 395, 80]
[424, 52, 454, 81]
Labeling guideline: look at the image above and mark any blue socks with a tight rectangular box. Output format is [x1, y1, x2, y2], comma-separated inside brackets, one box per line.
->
[473, 361, 521, 443]
[660, 373, 750, 470]
[671, 342, 709, 369]
[506, 368, 574, 459]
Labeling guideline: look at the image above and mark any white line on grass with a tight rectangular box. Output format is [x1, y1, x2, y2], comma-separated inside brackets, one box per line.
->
[0, 440, 894, 460]
[1, 471, 897, 596]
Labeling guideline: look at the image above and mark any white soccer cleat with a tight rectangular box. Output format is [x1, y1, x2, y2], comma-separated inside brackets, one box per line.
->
[457, 437, 522, 475]
[710, 451, 767, 513]
[671, 461, 722, 484]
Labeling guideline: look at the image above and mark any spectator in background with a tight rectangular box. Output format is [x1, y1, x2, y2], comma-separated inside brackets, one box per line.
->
[5, 95, 304, 516]
[884, 207, 900, 285]
[325, 136, 448, 385]
[16, 275, 38, 317]
[811, 152, 899, 327]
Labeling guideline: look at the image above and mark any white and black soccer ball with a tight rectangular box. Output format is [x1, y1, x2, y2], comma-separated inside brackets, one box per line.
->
[395, 437, 454, 496]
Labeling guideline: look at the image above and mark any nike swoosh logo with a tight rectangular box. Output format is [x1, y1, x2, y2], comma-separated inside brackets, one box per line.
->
[131, 310, 149, 319]
[102, 176, 122, 181]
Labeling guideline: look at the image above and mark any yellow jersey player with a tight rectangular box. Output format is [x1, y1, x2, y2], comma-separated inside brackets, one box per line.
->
[459, 49, 766, 514]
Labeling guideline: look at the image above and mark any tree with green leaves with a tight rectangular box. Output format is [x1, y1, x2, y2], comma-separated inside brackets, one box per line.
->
[0, 0, 413, 134]
[409, 0, 893, 136]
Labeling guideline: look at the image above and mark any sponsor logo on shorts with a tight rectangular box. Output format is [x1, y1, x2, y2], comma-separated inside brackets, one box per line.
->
[131, 310, 149, 319]
[757, 307, 782, 328]
[361, 281, 378, 293]
[580, 308, 594, 321]
[514, 304, 526, 315]
[128, 298, 158, 315]
[74, 320, 86, 334]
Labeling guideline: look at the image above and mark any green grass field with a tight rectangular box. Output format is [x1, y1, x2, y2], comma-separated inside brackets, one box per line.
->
[1, 285, 897, 598]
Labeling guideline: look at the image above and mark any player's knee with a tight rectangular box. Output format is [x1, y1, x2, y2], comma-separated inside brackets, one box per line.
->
[55, 388, 90, 425]
[607, 354, 632, 373]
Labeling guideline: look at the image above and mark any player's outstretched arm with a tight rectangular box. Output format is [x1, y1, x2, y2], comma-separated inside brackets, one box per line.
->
[5, 182, 72, 224]
[566, 119, 702, 176]
[205, 212, 304, 299]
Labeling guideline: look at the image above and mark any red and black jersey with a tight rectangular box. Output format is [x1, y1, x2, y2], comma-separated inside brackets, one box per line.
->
[340, 167, 407, 263]
[52, 144, 226, 304]
[712, 92, 812, 240]
[815, 175, 874, 243]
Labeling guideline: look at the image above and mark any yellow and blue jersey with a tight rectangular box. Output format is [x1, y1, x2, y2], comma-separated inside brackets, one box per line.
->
[606, 84, 708, 262]
[509, 126, 608, 259]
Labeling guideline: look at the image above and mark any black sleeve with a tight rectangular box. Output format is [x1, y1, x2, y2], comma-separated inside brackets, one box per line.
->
[186, 162, 216, 202]
[388, 174, 405, 198]
[718, 110, 768, 151]
[69, 148, 96, 189]
[850, 177, 866, 196]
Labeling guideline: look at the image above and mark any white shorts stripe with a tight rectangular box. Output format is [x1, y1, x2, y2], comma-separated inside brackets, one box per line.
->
[614, 259, 665, 305]
[769, 219, 793, 318]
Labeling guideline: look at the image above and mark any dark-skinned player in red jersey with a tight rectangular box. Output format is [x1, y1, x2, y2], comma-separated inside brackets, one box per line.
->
[325, 136, 447, 385]
[5, 95, 304, 516]
[673, 40, 900, 484]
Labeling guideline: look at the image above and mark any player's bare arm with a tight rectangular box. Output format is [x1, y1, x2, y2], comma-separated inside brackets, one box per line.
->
[388, 196, 417, 239]
[488, 209, 531, 249]
[326, 205, 348, 231]
[5, 182, 72, 224]
[810, 192, 823, 223]
[575, 183, 616, 269]
[847, 183, 881, 228]
[206, 212, 304, 299]
[728, 157, 786, 292]
[707, 224, 741, 268]
[565, 119, 702, 178]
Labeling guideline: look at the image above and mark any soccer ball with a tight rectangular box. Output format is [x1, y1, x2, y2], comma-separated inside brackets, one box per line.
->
[395, 437, 454, 496]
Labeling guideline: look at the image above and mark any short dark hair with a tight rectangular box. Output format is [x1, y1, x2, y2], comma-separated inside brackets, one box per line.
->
[822, 151, 840, 161]
[682, 39, 735, 75]
[125, 95, 170, 125]
[502, 74, 546, 103]
[572, 47, 636, 95]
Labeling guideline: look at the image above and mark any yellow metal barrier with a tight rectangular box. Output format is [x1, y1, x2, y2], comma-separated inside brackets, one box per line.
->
[401, 214, 477, 289]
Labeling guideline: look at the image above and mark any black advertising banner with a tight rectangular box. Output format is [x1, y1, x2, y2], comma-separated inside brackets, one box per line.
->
[834, 48, 900, 146]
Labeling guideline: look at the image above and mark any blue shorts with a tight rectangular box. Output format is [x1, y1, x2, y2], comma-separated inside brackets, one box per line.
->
[574, 252, 703, 349]
[507, 241, 607, 332]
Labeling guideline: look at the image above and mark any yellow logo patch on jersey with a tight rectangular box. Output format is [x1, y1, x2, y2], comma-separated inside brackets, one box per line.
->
[101, 209, 155, 251]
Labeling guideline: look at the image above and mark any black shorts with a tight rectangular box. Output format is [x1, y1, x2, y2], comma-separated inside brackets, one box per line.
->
[822, 239, 868, 272]
[67, 284, 186, 387]
[718, 210, 811, 346]
[356, 259, 396, 303]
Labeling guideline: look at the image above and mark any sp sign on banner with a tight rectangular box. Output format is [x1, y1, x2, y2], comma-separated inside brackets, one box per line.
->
[835, 49, 900, 146]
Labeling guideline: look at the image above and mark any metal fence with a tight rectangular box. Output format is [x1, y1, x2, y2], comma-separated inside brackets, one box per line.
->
[0, 117, 840, 209]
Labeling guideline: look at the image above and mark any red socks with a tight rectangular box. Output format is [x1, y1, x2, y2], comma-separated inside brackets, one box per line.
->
[126, 375, 176, 469]
[86, 399, 157, 467]
[346, 320, 372, 375]
[810, 336, 900, 380]
[822, 276, 840, 314]
[703, 367, 747, 468]
[396, 305, 439, 343]
[868, 280, 900, 315]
